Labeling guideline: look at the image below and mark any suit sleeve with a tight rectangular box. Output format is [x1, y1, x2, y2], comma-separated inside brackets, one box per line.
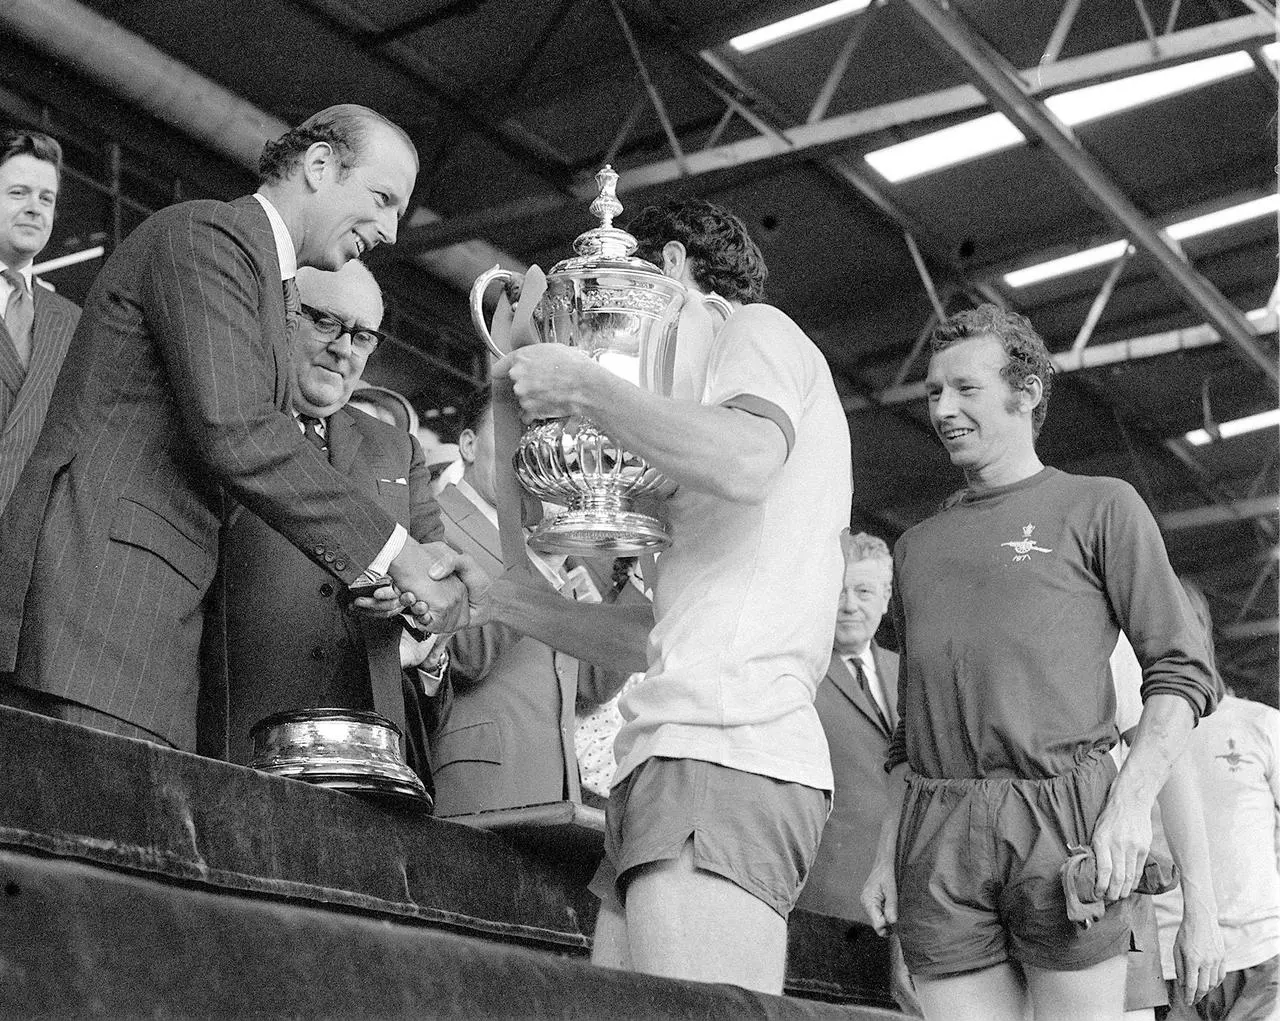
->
[406, 433, 445, 544]
[141, 204, 396, 583]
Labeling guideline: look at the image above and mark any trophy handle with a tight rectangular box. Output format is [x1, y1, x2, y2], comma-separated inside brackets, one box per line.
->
[470, 265, 518, 360]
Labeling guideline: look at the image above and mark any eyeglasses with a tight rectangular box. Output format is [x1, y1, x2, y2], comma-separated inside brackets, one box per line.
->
[298, 303, 386, 356]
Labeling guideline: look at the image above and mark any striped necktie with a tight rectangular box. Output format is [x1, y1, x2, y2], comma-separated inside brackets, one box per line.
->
[298, 414, 327, 452]
[2, 268, 33, 369]
[282, 276, 301, 332]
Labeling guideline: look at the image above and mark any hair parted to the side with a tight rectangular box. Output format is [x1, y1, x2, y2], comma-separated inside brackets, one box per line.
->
[459, 382, 493, 436]
[928, 303, 1055, 437]
[626, 197, 768, 303]
[0, 129, 63, 180]
[257, 104, 418, 185]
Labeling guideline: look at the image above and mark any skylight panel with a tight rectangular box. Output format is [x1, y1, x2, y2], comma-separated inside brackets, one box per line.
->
[728, 0, 872, 54]
[1184, 408, 1280, 446]
[865, 50, 1256, 182]
[1004, 195, 1278, 288]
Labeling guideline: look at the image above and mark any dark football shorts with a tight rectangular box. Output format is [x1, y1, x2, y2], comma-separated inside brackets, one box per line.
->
[588, 756, 828, 918]
[895, 750, 1134, 977]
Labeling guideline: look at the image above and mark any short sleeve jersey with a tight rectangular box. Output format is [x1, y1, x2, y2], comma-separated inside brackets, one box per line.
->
[611, 304, 852, 792]
[888, 468, 1216, 780]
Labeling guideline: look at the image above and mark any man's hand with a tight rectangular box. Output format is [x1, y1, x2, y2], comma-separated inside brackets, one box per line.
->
[1089, 792, 1153, 902]
[348, 582, 402, 619]
[1173, 885, 1225, 1006]
[491, 345, 613, 422]
[388, 539, 490, 633]
[861, 857, 898, 938]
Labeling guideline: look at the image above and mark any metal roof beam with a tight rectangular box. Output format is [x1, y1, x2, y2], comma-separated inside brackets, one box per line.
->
[843, 309, 1278, 410]
[1159, 495, 1279, 531]
[902, 0, 1277, 385]
[395, 13, 1272, 253]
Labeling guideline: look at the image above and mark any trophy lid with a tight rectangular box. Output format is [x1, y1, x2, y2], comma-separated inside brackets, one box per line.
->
[549, 166, 668, 278]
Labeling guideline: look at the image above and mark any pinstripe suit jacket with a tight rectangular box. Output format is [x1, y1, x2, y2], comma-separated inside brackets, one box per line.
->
[0, 196, 399, 750]
[199, 405, 443, 767]
[0, 282, 80, 512]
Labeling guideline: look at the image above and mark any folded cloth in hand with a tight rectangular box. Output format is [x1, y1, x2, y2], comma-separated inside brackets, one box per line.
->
[1060, 845, 1180, 928]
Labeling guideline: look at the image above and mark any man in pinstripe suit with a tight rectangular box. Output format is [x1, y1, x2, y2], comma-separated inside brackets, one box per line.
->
[0, 129, 80, 514]
[0, 105, 483, 750]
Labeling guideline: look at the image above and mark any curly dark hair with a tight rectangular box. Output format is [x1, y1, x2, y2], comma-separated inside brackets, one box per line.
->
[0, 129, 63, 180]
[626, 198, 767, 303]
[928, 304, 1055, 438]
[257, 104, 417, 185]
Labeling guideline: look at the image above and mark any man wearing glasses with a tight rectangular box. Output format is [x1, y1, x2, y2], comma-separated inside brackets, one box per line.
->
[199, 259, 448, 779]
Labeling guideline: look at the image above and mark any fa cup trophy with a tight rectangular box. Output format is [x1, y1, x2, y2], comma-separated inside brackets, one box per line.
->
[470, 166, 686, 556]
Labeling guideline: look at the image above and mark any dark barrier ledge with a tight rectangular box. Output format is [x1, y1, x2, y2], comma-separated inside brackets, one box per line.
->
[0, 704, 901, 1015]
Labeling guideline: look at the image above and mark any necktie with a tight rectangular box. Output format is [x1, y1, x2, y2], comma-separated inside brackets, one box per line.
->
[851, 655, 890, 733]
[3, 269, 33, 369]
[282, 276, 301, 333]
[299, 414, 327, 452]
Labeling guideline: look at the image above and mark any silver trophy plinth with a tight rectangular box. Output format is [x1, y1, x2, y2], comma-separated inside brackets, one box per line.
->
[470, 166, 685, 556]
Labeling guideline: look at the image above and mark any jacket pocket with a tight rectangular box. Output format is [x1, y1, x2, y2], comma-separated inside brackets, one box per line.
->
[110, 496, 214, 588]
[433, 720, 502, 767]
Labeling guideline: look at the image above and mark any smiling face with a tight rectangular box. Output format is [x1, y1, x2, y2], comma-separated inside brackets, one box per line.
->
[0, 154, 58, 271]
[292, 263, 384, 417]
[834, 556, 892, 656]
[300, 121, 417, 271]
[926, 334, 1041, 491]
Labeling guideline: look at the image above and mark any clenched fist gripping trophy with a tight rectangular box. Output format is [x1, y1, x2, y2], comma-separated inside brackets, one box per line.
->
[470, 166, 685, 556]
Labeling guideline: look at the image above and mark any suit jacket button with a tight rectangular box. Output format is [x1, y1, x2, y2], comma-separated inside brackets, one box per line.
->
[319, 583, 334, 597]
[310, 647, 325, 661]
[323, 551, 335, 563]
[313, 545, 324, 556]
[334, 559, 347, 571]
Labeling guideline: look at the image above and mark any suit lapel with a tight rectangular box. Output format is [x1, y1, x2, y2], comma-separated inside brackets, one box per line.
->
[826, 652, 892, 738]
[0, 319, 24, 398]
[3, 288, 75, 436]
[872, 642, 899, 730]
[234, 196, 292, 410]
[326, 407, 364, 474]
[438, 485, 503, 578]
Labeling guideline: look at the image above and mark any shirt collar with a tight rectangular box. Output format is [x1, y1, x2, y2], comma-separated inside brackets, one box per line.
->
[1, 263, 34, 295]
[252, 193, 297, 281]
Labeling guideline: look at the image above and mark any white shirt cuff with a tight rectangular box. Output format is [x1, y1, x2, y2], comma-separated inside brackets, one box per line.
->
[360, 523, 407, 582]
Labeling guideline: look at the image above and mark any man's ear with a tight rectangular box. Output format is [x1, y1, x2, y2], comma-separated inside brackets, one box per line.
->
[661, 240, 687, 280]
[1021, 374, 1044, 414]
[457, 427, 476, 466]
[300, 141, 335, 192]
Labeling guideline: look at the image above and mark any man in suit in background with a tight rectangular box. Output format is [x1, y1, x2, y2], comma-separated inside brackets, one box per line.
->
[200, 261, 448, 778]
[0, 104, 482, 750]
[430, 386, 626, 816]
[797, 530, 917, 1013]
[0, 129, 80, 512]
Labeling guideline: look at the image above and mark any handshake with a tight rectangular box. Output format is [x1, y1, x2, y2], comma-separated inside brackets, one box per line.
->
[345, 538, 491, 633]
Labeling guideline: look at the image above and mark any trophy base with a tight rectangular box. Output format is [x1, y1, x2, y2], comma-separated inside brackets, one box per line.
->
[527, 508, 671, 556]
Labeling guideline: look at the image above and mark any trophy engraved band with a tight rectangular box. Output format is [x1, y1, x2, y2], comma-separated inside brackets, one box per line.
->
[470, 166, 686, 556]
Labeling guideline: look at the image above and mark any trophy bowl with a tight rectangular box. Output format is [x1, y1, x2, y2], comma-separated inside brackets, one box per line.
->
[471, 166, 686, 556]
[248, 708, 432, 812]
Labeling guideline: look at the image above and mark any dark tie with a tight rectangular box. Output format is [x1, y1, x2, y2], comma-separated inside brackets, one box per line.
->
[851, 655, 890, 733]
[3, 269, 33, 369]
[282, 276, 301, 333]
[299, 414, 327, 452]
